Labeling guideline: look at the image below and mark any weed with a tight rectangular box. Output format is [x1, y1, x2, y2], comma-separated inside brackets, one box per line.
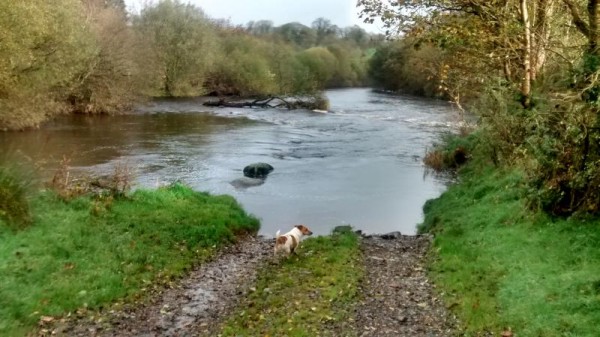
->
[0, 156, 35, 230]
[49, 158, 135, 200]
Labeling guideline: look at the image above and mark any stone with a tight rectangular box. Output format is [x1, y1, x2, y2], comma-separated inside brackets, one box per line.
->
[243, 163, 274, 178]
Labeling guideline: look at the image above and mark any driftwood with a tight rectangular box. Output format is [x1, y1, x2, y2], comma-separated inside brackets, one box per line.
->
[204, 96, 328, 110]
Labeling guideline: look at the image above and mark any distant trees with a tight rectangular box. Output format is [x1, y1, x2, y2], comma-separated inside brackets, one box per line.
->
[0, 0, 380, 130]
[133, 0, 215, 96]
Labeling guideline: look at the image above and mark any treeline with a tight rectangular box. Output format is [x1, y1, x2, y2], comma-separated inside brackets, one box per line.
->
[361, 0, 600, 216]
[0, 0, 378, 131]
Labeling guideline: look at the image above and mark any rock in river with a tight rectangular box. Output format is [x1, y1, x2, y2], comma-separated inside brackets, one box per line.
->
[243, 163, 274, 178]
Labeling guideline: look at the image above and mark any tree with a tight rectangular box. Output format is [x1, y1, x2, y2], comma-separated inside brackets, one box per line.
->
[358, 0, 560, 108]
[342, 26, 369, 48]
[133, 0, 215, 96]
[312, 18, 339, 45]
[246, 20, 274, 36]
[297, 47, 337, 89]
[68, 0, 143, 114]
[275, 22, 316, 48]
[0, 0, 94, 129]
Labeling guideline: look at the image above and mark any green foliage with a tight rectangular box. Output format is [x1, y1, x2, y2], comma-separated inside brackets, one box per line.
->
[421, 166, 600, 336]
[0, 184, 259, 335]
[133, 0, 216, 96]
[220, 230, 362, 336]
[297, 47, 338, 90]
[67, 2, 143, 114]
[369, 41, 440, 96]
[275, 22, 316, 48]
[0, 0, 95, 130]
[207, 33, 277, 96]
[327, 42, 369, 87]
[525, 100, 600, 215]
[0, 163, 34, 230]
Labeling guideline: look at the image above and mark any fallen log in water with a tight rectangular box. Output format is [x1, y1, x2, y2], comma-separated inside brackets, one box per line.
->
[203, 96, 329, 110]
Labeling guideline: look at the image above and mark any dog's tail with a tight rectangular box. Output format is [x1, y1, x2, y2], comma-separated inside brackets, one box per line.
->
[275, 230, 281, 238]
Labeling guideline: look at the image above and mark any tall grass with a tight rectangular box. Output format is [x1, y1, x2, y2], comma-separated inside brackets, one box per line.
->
[0, 159, 35, 230]
[420, 167, 600, 336]
[0, 183, 259, 336]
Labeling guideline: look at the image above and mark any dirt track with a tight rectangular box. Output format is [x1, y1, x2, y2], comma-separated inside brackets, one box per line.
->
[46, 234, 457, 337]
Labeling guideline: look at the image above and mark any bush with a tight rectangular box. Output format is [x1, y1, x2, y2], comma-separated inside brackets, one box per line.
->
[525, 101, 600, 215]
[423, 132, 478, 172]
[0, 163, 34, 230]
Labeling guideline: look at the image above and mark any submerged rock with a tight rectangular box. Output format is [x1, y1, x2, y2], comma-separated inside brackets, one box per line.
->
[243, 163, 274, 178]
[230, 177, 265, 189]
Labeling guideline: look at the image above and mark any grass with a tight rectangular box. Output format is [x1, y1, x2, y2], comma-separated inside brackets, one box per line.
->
[220, 229, 362, 337]
[0, 183, 259, 336]
[420, 166, 600, 336]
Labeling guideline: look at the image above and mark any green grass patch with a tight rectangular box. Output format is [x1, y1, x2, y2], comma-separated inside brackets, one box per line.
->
[220, 229, 362, 337]
[420, 167, 600, 336]
[0, 183, 259, 336]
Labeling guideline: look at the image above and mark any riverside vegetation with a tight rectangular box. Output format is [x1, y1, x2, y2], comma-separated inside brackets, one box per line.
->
[358, 0, 600, 335]
[0, 0, 378, 130]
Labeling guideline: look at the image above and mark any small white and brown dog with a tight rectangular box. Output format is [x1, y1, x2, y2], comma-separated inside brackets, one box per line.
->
[274, 224, 313, 256]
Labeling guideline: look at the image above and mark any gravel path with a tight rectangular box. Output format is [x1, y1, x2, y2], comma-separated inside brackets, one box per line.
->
[353, 234, 457, 336]
[45, 233, 457, 337]
[49, 235, 273, 337]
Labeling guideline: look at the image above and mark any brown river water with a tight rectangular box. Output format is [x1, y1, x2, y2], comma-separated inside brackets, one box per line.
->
[0, 88, 459, 236]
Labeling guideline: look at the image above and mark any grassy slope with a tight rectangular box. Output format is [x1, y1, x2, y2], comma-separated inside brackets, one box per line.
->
[0, 184, 259, 336]
[420, 167, 600, 336]
[220, 230, 362, 337]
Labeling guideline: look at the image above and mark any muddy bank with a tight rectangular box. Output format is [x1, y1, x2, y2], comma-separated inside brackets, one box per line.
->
[353, 234, 457, 336]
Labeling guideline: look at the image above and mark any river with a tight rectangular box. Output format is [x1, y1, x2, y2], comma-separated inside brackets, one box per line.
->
[0, 88, 458, 236]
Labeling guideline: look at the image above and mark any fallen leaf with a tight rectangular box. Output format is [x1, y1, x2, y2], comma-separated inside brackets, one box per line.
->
[39, 316, 54, 325]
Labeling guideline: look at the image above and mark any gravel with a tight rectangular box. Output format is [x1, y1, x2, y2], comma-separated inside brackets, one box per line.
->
[44, 233, 458, 337]
[48, 235, 273, 337]
[352, 234, 457, 337]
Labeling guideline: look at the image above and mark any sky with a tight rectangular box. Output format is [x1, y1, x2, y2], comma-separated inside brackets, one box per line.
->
[124, 0, 382, 33]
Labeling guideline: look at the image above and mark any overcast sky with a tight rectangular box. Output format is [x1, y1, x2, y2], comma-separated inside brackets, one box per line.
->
[124, 0, 382, 33]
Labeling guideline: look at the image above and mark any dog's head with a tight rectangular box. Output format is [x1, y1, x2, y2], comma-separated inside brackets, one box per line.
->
[295, 224, 313, 236]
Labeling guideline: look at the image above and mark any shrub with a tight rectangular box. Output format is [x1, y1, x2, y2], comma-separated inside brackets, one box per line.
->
[423, 132, 478, 172]
[0, 163, 34, 230]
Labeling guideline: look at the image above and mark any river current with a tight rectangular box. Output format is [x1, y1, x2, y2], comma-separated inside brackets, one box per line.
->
[1, 88, 459, 235]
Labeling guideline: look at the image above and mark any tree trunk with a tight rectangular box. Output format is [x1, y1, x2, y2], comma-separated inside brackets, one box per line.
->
[521, 0, 532, 108]
[531, 0, 554, 80]
[589, 0, 600, 56]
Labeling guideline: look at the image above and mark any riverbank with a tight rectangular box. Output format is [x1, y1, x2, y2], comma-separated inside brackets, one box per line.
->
[420, 164, 600, 336]
[0, 184, 259, 336]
